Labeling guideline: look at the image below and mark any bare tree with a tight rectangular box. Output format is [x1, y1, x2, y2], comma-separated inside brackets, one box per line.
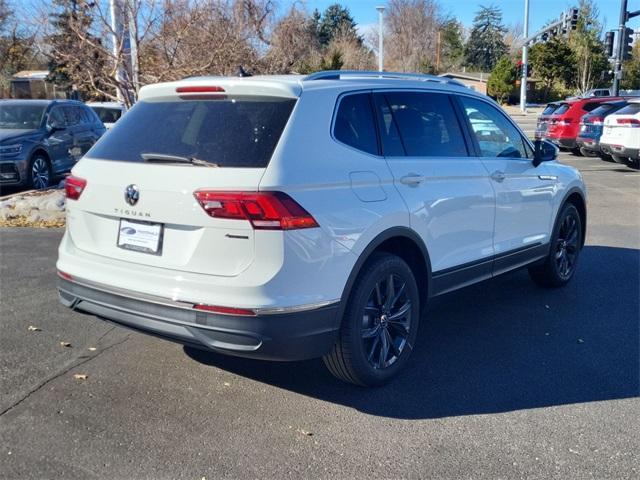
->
[384, 0, 445, 72]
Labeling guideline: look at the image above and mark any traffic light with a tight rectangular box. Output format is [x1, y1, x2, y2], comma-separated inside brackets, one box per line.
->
[570, 8, 579, 30]
[622, 27, 634, 60]
[604, 31, 615, 58]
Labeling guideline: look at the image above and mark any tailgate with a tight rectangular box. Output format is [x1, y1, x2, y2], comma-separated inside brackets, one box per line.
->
[67, 160, 263, 277]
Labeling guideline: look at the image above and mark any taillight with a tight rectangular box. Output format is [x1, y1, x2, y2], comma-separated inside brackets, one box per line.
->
[193, 304, 256, 316]
[64, 175, 87, 200]
[194, 191, 319, 230]
[590, 116, 604, 125]
[558, 118, 573, 126]
[616, 118, 640, 127]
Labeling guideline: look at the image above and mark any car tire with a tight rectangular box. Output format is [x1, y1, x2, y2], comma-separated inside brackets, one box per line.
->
[579, 147, 597, 157]
[529, 203, 582, 288]
[27, 155, 51, 190]
[572, 147, 583, 156]
[611, 154, 627, 164]
[626, 157, 640, 170]
[323, 253, 420, 387]
[598, 153, 614, 162]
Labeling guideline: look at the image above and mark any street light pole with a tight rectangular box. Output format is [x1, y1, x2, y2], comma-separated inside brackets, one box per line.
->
[376, 6, 385, 72]
[520, 0, 530, 113]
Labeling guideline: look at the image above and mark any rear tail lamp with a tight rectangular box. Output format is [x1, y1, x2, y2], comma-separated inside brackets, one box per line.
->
[64, 175, 87, 200]
[194, 191, 319, 230]
[193, 304, 256, 316]
[590, 116, 604, 125]
[616, 118, 640, 127]
[557, 118, 573, 126]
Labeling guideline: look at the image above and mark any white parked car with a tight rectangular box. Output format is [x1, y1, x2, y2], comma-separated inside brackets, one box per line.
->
[599, 99, 640, 169]
[86, 102, 124, 129]
[57, 71, 587, 386]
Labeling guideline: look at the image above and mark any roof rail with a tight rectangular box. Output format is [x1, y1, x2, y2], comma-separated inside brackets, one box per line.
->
[303, 70, 466, 87]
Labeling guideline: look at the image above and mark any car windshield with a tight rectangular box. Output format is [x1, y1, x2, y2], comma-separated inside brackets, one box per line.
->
[87, 96, 296, 167]
[0, 104, 46, 129]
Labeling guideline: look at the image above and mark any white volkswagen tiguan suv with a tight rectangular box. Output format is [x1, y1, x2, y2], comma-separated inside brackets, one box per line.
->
[599, 98, 640, 169]
[57, 71, 587, 386]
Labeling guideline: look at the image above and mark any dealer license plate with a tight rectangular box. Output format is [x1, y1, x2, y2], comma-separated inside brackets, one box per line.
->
[117, 219, 163, 255]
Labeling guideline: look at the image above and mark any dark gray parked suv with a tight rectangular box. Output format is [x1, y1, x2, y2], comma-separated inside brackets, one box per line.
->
[0, 99, 106, 189]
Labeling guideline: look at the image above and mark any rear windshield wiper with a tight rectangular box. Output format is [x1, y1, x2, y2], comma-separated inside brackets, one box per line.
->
[140, 153, 218, 167]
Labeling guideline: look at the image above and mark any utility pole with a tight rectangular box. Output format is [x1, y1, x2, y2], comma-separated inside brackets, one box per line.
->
[612, 0, 627, 95]
[376, 6, 385, 72]
[520, 0, 530, 113]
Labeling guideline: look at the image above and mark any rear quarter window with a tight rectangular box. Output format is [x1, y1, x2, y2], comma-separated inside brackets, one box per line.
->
[554, 104, 571, 115]
[86, 96, 296, 167]
[542, 104, 558, 115]
[333, 93, 378, 155]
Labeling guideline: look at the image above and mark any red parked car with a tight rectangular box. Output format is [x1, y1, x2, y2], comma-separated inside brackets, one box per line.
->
[545, 97, 627, 152]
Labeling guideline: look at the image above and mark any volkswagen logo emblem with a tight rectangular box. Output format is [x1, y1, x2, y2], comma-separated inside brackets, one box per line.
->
[124, 184, 139, 206]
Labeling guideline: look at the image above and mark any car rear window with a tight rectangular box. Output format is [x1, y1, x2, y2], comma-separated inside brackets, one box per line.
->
[583, 102, 602, 112]
[615, 104, 640, 115]
[87, 96, 296, 167]
[542, 104, 558, 115]
[92, 107, 122, 124]
[588, 103, 618, 116]
[553, 103, 571, 115]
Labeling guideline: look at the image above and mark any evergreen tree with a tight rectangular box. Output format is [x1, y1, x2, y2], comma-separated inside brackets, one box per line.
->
[487, 56, 515, 104]
[439, 19, 464, 71]
[464, 5, 508, 71]
[529, 38, 576, 100]
[317, 4, 359, 46]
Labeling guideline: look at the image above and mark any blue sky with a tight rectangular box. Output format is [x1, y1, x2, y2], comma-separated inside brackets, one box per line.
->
[294, 0, 640, 35]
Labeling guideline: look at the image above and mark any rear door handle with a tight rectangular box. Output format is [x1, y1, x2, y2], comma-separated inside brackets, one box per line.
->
[399, 174, 426, 186]
[490, 171, 506, 183]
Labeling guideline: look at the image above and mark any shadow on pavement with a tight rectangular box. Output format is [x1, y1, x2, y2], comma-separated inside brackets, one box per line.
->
[185, 245, 640, 419]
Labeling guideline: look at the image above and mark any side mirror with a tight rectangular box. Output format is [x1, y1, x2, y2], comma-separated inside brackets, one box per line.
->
[533, 138, 558, 167]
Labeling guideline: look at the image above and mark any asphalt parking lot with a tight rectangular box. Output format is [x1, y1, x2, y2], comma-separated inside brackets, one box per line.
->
[1, 148, 638, 479]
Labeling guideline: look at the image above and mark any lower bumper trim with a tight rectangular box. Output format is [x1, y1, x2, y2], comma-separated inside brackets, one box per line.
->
[59, 278, 340, 361]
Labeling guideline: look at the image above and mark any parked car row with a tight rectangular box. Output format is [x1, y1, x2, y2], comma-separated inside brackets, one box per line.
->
[0, 99, 125, 190]
[536, 97, 640, 169]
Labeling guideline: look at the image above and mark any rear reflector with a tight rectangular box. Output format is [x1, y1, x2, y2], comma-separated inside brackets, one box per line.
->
[616, 118, 640, 126]
[193, 304, 256, 316]
[57, 270, 73, 281]
[194, 191, 319, 230]
[176, 86, 225, 93]
[64, 175, 87, 200]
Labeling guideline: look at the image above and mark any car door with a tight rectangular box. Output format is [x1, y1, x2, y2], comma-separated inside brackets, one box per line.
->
[373, 91, 496, 293]
[44, 106, 74, 174]
[456, 95, 556, 273]
[63, 106, 89, 164]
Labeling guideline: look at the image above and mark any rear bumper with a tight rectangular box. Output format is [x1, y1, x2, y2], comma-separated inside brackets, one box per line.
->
[58, 277, 341, 361]
[546, 136, 577, 149]
[576, 137, 601, 153]
[599, 143, 639, 160]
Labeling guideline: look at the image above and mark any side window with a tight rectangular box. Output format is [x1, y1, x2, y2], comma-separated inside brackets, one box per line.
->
[63, 106, 81, 126]
[459, 96, 529, 159]
[48, 107, 66, 127]
[381, 91, 468, 157]
[333, 93, 378, 155]
[583, 102, 601, 113]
